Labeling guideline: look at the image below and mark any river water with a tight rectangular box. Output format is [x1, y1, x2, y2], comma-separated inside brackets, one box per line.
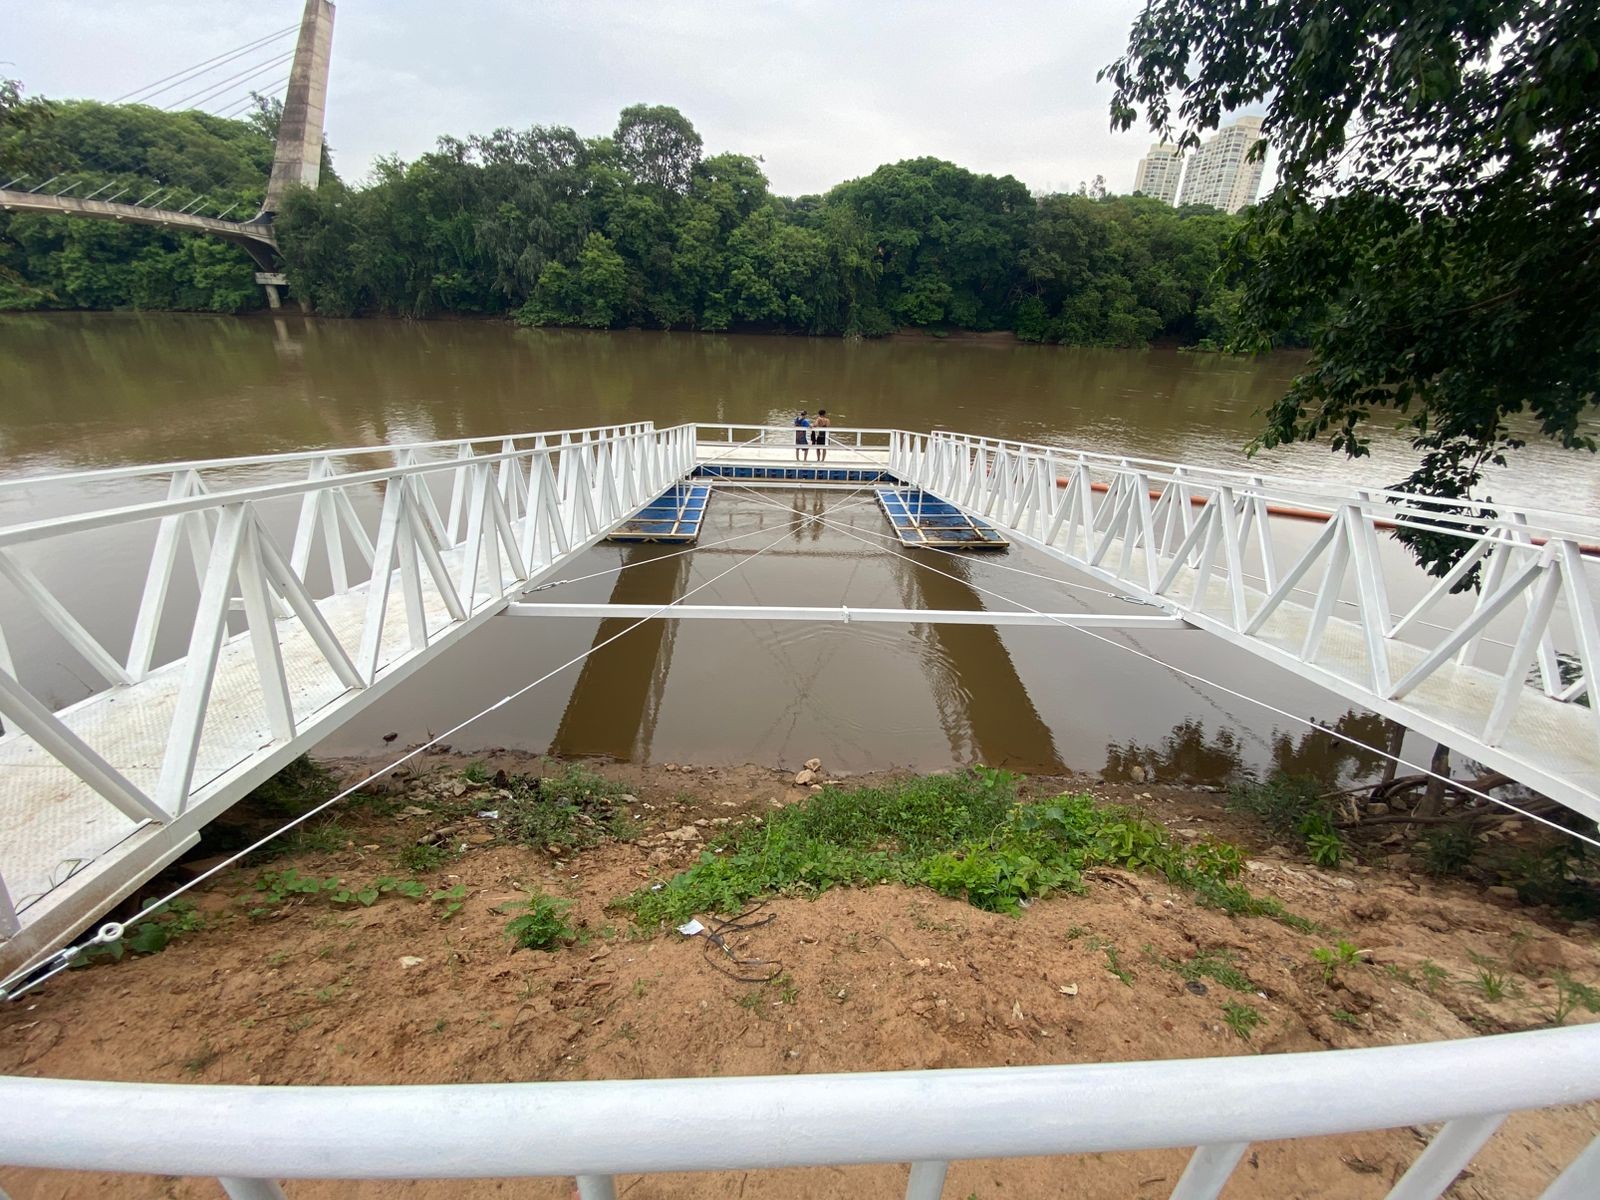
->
[2, 312, 1595, 785]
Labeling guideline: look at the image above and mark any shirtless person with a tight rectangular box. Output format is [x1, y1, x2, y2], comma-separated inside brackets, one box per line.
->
[811, 409, 831, 462]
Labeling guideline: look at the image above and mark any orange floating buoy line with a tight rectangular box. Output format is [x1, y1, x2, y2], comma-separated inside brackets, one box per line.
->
[1056, 478, 1600, 557]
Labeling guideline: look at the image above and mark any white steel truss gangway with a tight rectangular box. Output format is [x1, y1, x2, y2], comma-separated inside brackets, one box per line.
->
[2, 421, 1600, 1198]
[1, 422, 1598, 984]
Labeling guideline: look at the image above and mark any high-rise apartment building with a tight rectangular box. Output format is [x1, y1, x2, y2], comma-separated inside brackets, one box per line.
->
[1132, 143, 1183, 204]
[1175, 116, 1266, 213]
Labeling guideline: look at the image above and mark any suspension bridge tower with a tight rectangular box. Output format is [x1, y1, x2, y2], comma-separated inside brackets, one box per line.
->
[255, 0, 336, 307]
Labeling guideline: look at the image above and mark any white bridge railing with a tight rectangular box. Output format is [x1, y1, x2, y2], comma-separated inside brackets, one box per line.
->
[0, 422, 693, 968]
[1, 1025, 1596, 1197]
[890, 431, 1600, 822]
[0, 421, 658, 498]
[4, 422, 1600, 972]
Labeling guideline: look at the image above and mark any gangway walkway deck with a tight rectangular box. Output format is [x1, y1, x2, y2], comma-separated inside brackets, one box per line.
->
[1, 421, 1598, 978]
[0, 423, 695, 974]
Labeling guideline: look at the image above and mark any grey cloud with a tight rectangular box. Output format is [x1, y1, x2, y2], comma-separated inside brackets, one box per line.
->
[9, 0, 1167, 196]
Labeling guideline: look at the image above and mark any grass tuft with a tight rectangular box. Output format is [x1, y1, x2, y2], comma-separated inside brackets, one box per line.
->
[617, 768, 1305, 931]
[502, 892, 577, 951]
[501, 761, 632, 852]
[1222, 1000, 1263, 1040]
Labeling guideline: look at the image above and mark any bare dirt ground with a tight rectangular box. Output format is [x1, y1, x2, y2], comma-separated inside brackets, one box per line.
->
[2, 754, 1597, 1200]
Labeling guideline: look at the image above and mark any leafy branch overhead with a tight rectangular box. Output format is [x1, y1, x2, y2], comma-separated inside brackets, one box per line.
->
[1104, 0, 1600, 544]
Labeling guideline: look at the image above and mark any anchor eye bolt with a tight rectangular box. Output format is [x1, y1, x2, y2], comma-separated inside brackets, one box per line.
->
[96, 921, 125, 945]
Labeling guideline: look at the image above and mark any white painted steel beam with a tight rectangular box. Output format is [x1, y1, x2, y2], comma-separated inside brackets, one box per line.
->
[1540, 1134, 1600, 1200]
[1169, 1142, 1250, 1200]
[905, 1161, 949, 1200]
[503, 603, 1190, 629]
[0, 1026, 1594, 1180]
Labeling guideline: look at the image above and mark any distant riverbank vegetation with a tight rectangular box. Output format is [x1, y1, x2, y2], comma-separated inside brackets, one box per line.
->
[0, 91, 281, 314]
[1, 91, 1263, 349]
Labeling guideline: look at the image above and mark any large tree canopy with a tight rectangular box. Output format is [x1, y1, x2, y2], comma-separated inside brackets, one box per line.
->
[1100, 0, 1600, 534]
[1103, 0, 1600, 539]
[0, 94, 278, 312]
[6, 93, 1257, 350]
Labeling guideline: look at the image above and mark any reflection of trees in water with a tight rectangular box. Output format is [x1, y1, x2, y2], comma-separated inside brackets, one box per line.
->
[1104, 710, 1390, 787]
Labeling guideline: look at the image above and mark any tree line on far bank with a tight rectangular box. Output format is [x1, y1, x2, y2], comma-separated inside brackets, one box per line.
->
[1, 92, 1266, 349]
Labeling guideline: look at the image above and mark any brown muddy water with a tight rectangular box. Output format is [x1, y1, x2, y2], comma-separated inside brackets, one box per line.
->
[2, 312, 1596, 785]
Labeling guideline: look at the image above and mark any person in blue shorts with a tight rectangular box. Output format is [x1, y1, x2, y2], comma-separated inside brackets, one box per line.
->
[793, 410, 811, 461]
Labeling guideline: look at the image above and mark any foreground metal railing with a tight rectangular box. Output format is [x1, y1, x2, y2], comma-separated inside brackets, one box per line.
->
[889, 430, 1600, 823]
[2, 1025, 1597, 1197]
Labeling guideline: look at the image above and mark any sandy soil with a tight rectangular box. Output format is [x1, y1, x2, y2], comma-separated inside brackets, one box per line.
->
[2, 755, 1597, 1200]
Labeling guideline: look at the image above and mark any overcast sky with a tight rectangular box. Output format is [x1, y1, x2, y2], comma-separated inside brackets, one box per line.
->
[8, 0, 1186, 197]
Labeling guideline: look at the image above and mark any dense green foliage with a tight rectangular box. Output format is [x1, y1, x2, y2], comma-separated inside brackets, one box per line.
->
[1227, 774, 1346, 868]
[0, 90, 278, 312]
[274, 106, 1249, 345]
[2, 85, 1249, 344]
[619, 767, 1311, 929]
[1105, 0, 1600, 535]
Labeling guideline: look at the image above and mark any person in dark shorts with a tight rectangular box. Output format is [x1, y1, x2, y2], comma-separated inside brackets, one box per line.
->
[811, 409, 831, 462]
[793, 410, 811, 461]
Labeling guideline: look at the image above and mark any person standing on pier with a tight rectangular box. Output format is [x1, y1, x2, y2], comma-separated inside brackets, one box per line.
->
[812, 409, 831, 462]
[794, 410, 811, 461]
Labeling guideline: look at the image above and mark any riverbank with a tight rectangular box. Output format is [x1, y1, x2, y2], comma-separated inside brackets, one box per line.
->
[1, 754, 1596, 1199]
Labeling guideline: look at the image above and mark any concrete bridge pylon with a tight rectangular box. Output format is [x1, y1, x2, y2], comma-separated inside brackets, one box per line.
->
[0, 1, 336, 309]
[261, 0, 336, 221]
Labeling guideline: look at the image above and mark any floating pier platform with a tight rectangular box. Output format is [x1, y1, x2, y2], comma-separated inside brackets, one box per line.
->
[604, 482, 710, 543]
[694, 464, 897, 485]
[875, 487, 1010, 550]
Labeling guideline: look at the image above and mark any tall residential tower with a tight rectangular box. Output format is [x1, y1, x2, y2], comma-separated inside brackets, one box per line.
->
[1175, 116, 1265, 213]
[1132, 143, 1182, 204]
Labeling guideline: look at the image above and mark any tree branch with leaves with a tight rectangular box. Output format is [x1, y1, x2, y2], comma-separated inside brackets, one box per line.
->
[1103, 0, 1600, 573]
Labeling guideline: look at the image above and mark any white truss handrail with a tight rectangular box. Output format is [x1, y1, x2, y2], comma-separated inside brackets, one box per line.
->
[920, 430, 1600, 546]
[886, 429, 1600, 821]
[0, 421, 656, 491]
[1, 1025, 1597, 1196]
[0, 427, 674, 547]
[0, 423, 699, 975]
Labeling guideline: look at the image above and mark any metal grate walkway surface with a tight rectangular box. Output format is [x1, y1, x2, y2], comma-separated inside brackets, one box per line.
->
[876, 487, 1010, 549]
[605, 483, 710, 543]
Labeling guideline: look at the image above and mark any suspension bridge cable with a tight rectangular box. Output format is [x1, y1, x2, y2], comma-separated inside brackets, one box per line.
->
[194, 68, 294, 119]
[218, 82, 289, 120]
[0, 486, 875, 1004]
[166, 51, 295, 111]
[112, 25, 296, 105]
[724, 484, 1600, 851]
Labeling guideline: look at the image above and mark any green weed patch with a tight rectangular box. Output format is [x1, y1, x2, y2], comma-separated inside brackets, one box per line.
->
[500, 761, 634, 851]
[619, 768, 1303, 929]
[76, 899, 204, 965]
[249, 868, 464, 920]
